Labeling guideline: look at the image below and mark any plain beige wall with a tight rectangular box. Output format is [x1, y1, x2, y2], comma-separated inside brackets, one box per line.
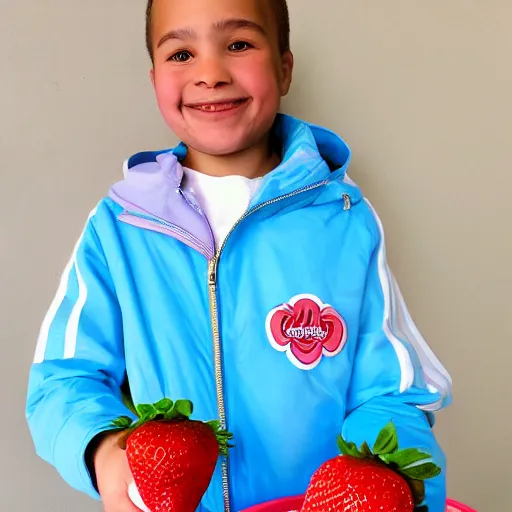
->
[2, 0, 510, 510]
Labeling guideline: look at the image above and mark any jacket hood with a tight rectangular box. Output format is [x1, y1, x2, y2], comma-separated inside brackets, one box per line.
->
[109, 114, 362, 234]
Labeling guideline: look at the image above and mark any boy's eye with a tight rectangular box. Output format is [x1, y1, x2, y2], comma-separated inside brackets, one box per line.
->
[169, 51, 192, 63]
[228, 41, 252, 52]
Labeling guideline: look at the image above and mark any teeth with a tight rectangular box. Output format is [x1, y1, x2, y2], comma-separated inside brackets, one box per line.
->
[193, 100, 243, 112]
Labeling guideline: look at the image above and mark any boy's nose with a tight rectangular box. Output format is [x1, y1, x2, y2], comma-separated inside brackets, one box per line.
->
[194, 57, 232, 88]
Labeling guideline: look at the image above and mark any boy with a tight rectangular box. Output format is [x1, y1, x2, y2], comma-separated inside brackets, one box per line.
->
[26, 0, 452, 511]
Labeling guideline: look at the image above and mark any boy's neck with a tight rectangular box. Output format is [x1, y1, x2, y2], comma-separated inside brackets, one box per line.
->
[182, 134, 281, 179]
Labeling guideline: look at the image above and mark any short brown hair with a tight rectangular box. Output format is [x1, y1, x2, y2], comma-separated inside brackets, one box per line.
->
[145, 0, 290, 62]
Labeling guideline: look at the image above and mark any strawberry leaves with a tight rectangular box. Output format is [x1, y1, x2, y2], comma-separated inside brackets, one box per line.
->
[373, 421, 399, 455]
[137, 403, 157, 420]
[380, 447, 431, 467]
[360, 441, 373, 458]
[207, 420, 234, 457]
[111, 397, 233, 456]
[131, 399, 194, 425]
[337, 435, 364, 459]
[401, 462, 442, 480]
[112, 398, 195, 448]
[172, 399, 193, 418]
[155, 398, 173, 413]
[337, 422, 441, 479]
[111, 416, 133, 429]
[337, 422, 442, 511]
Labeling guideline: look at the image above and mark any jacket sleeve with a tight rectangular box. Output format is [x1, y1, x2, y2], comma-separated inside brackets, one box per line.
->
[25, 208, 135, 500]
[343, 200, 452, 512]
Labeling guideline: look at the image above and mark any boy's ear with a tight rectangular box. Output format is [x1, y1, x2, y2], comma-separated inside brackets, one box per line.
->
[150, 68, 156, 88]
[279, 50, 294, 97]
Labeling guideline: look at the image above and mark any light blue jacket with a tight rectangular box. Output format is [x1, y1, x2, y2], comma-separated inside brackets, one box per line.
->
[26, 114, 451, 512]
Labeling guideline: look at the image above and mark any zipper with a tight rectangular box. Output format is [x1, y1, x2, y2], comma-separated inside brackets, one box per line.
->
[206, 179, 333, 511]
[121, 209, 213, 258]
[207, 255, 229, 511]
[342, 193, 351, 211]
[125, 210, 192, 237]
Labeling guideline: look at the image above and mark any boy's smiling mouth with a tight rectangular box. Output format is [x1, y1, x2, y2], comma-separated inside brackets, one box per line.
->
[184, 98, 250, 113]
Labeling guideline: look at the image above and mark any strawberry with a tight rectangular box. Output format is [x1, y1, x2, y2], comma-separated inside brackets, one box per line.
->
[111, 398, 233, 512]
[301, 422, 441, 512]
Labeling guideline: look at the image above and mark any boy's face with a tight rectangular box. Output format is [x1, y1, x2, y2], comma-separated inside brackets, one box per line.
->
[149, 0, 293, 157]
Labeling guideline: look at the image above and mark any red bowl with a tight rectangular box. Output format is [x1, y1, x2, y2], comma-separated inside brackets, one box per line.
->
[446, 499, 478, 512]
[241, 496, 477, 512]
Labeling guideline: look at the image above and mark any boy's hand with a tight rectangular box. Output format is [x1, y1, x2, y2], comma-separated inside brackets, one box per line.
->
[94, 430, 141, 512]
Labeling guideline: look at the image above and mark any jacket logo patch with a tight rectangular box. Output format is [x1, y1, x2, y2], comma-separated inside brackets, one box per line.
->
[265, 294, 347, 370]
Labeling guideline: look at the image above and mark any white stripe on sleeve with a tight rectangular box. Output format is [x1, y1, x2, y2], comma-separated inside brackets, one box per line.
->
[33, 208, 97, 364]
[63, 257, 88, 359]
[365, 199, 451, 407]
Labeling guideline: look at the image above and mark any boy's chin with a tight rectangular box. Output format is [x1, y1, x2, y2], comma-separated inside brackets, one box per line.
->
[183, 137, 258, 158]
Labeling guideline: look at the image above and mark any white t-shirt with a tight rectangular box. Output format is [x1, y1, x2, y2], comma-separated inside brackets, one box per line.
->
[182, 166, 264, 249]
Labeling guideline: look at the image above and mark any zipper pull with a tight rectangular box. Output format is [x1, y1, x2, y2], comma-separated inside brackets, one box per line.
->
[342, 193, 352, 211]
[208, 257, 218, 285]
